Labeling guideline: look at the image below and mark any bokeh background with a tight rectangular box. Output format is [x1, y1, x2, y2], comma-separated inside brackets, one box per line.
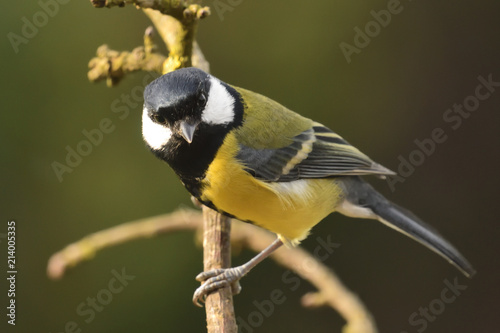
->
[1, 1, 499, 332]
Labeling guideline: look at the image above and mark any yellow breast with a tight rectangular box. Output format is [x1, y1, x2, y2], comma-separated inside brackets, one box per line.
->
[200, 133, 343, 245]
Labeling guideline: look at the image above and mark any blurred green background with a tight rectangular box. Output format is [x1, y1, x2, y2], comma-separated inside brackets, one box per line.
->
[1, 1, 499, 332]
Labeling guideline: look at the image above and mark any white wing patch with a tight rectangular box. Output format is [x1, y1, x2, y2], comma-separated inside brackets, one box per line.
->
[201, 77, 235, 125]
[142, 107, 172, 150]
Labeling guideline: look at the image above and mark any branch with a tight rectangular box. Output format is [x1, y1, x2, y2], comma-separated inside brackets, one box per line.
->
[90, 0, 209, 22]
[142, 8, 210, 73]
[47, 209, 201, 280]
[87, 27, 166, 86]
[201, 207, 238, 333]
[87, 0, 210, 86]
[47, 210, 377, 333]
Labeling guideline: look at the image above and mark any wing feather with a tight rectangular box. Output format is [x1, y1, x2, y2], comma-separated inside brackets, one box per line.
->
[236, 122, 395, 182]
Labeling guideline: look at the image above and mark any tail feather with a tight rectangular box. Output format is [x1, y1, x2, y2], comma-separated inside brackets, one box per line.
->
[337, 177, 476, 278]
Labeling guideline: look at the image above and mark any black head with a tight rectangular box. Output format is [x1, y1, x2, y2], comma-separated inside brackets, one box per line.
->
[143, 68, 211, 144]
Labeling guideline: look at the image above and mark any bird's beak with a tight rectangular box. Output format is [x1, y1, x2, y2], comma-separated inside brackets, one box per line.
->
[179, 121, 199, 144]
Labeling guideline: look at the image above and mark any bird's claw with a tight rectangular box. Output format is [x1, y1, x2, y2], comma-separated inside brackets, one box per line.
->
[192, 267, 244, 307]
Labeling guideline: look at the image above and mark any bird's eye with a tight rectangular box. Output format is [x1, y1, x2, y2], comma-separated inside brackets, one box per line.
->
[198, 92, 207, 107]
[152, 114, 166, 124]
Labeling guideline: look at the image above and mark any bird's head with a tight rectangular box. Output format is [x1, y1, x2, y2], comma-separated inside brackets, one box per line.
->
[142, 67, 242, 152]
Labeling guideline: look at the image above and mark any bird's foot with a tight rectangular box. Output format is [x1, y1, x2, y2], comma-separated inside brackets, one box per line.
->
[192, 267, 244, 307]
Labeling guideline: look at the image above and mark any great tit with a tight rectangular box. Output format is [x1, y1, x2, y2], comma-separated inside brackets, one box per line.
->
[142, 67, 475, 306]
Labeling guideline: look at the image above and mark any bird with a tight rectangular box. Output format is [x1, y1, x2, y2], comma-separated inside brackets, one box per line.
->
[141, 67, 475, 306]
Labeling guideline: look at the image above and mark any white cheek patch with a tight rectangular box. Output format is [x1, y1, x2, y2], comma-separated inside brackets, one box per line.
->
[201, 77, 235, 125]
[142, 107, 172, 150]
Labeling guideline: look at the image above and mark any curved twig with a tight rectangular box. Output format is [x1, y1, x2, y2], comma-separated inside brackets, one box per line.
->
[47, 210, 377, 333]
[47, 209, 201, 280]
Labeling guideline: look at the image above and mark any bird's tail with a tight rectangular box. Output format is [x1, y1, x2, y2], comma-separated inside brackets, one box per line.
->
[337, 177, 476, 278]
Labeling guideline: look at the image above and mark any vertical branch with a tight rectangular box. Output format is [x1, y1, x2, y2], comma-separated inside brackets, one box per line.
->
[142, 5, 209, 73]
[145, 4, 234, 332]
[142, 5, 232, 328]
[202, 206, 238, 333]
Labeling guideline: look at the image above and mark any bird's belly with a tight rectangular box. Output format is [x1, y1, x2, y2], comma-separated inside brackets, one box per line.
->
[201, 161, 342, 245]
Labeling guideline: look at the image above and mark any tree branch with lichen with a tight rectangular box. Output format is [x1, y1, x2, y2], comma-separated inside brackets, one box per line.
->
[87, 0, 210, 86]
[90, 0, 208, 20]
[142, 8, 210, 73]
[88, 27, 166, 86]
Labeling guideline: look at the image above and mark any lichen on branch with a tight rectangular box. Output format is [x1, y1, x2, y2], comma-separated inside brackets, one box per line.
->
[88, 27, 166, 86]
[87, 0, 210, 85]
[90, 0, 210, 22]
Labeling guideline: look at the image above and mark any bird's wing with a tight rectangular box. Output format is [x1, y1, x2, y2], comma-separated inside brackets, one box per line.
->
[236, 122, 395, 182]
